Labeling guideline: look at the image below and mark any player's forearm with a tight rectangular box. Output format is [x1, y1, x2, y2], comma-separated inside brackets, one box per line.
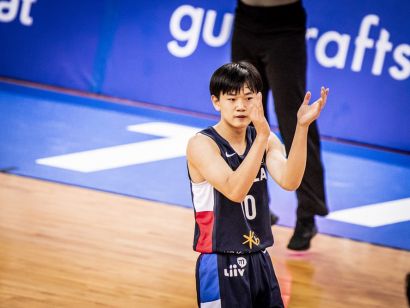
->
[224, 135, 268, 202]
[281, 124, 309, 190]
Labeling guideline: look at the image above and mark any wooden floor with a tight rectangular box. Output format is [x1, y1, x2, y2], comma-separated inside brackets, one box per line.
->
[0, 173, 409, 308]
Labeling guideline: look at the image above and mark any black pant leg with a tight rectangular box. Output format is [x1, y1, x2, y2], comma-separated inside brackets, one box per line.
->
[231, 26, 270, 119]
[261, 30, 328, 219]
[231, 4, 328, 219]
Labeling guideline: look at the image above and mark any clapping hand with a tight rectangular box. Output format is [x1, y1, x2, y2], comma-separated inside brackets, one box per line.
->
[249, 92, 271, 138]
[297, 87, 329, 127]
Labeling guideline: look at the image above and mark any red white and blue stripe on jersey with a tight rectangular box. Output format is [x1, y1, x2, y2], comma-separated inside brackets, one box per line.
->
[191, 180, 215, 252]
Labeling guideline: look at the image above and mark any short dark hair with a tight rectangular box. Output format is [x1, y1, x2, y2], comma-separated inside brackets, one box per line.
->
[209, 62, 263, 99]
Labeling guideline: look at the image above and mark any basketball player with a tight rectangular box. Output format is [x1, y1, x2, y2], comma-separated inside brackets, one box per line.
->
[186, 62, 328, 307]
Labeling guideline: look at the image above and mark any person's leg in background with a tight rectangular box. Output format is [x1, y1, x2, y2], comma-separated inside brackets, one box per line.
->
[262, 26, 328, 250]
[231, 1, 328, 249]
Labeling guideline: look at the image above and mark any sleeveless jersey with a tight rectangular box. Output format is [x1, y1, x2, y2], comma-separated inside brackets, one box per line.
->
[189, 126, 274, 254]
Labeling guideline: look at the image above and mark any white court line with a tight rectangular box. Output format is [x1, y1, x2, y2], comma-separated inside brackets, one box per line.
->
[326, 198, 410, 227]
[127, 122, 199, 137]
[201, 299, 221, 308]
[36, 122, 199, 172]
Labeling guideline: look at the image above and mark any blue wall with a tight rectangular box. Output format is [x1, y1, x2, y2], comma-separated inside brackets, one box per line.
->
[0, 0, 409, 151]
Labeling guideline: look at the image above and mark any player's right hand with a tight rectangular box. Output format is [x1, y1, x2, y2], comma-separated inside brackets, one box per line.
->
[249, 92, 270, 139]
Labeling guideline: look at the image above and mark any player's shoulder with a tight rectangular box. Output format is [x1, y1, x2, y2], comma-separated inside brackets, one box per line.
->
[187, 131, 219, 157]
[188, 131, 213, 146]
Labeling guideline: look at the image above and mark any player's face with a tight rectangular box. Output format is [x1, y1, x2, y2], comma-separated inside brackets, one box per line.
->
[213, 86, 256, 128]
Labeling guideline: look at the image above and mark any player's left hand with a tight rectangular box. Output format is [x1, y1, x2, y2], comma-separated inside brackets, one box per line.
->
[297, 87, 329, 127]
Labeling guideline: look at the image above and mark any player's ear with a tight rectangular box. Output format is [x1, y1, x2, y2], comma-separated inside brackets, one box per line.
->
[211, 95, 221, 111]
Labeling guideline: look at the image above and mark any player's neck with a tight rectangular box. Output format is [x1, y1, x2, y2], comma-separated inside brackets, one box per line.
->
[214, 121, 247, 146]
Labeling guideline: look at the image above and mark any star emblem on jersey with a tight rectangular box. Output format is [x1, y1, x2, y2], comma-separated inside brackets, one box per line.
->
[242, 230, 260, 249]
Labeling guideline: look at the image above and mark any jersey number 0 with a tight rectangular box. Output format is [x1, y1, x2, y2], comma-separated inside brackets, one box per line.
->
[241, 195, 256, 220]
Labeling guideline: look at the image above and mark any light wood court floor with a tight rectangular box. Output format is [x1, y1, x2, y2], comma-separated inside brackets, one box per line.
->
[0, 173, 409, 307]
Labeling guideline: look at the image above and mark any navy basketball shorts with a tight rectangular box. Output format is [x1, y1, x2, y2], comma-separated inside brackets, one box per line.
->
[195, 250, 284, 308]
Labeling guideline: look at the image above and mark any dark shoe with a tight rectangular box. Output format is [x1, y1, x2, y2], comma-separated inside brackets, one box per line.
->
[287, 221, 318, 251]
[270, 212, 279, 226]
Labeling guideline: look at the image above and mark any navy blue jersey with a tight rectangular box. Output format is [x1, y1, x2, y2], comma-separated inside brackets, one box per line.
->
[189, 126, 274, 253]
